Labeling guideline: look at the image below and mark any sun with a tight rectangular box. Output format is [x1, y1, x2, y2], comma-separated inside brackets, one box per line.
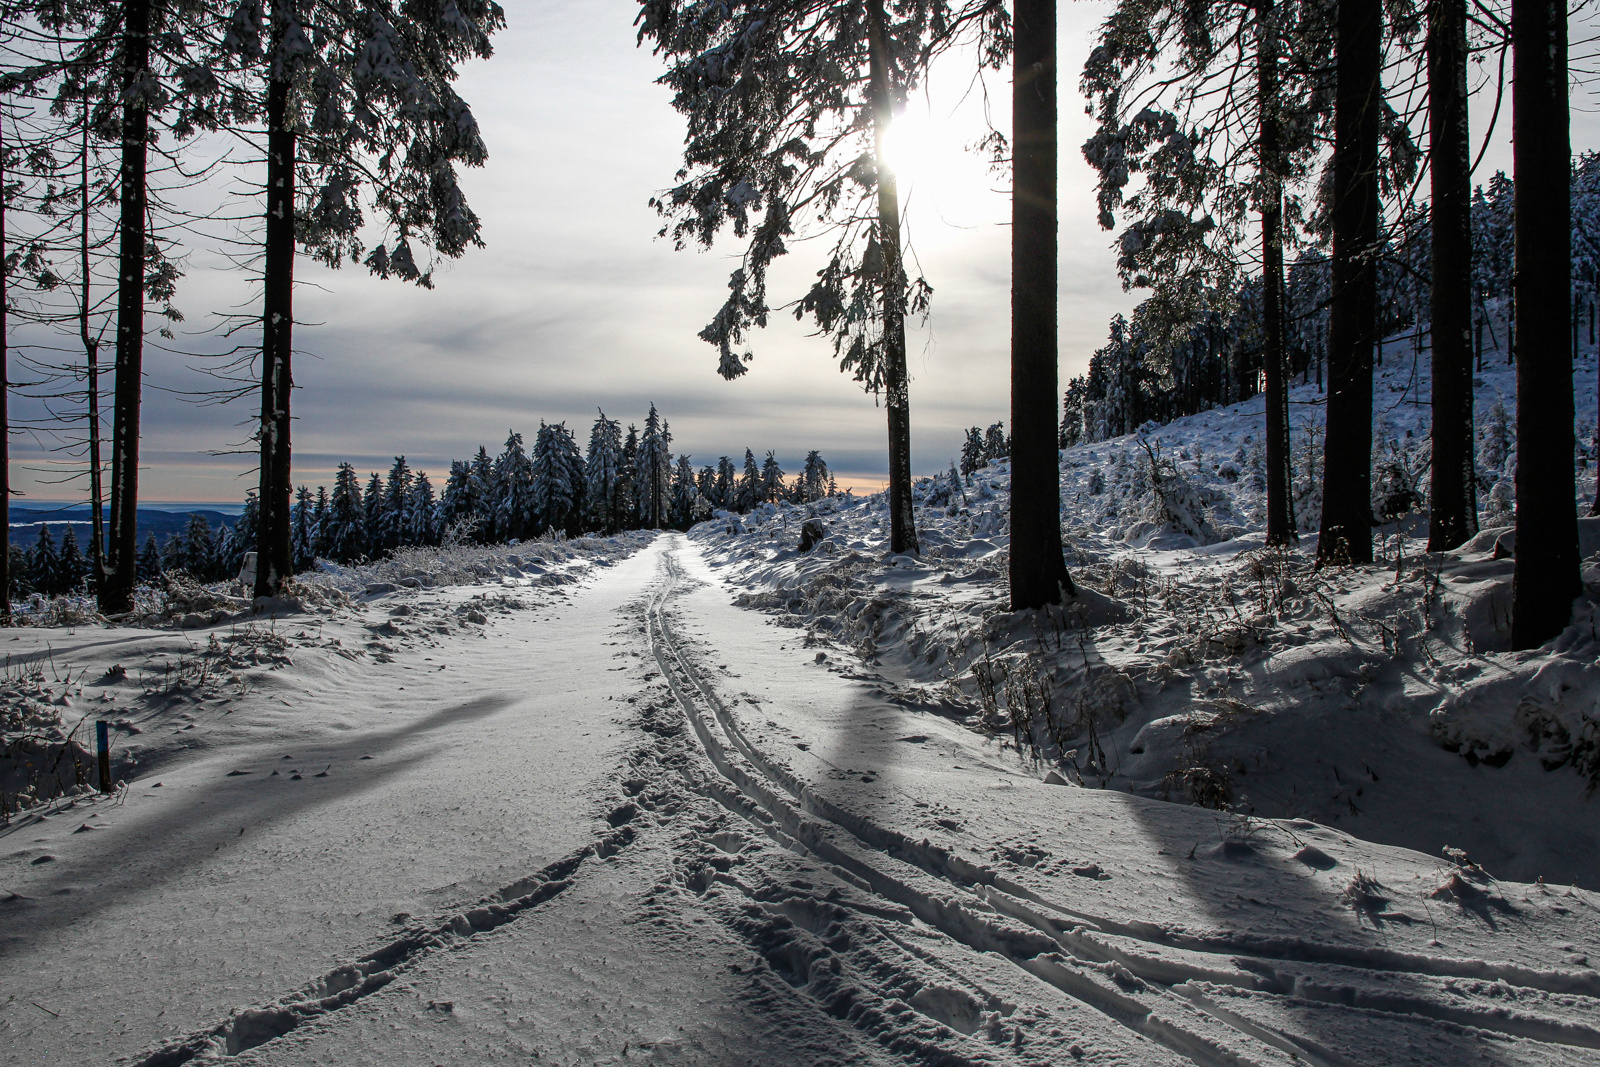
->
[876, 102, 1000, 232]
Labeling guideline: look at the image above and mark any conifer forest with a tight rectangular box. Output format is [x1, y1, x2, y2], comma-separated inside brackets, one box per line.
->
[1, 2, 1599, 1065]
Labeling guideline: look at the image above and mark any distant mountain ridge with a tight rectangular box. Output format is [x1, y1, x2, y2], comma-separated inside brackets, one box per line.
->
[7, 505, 238, 550]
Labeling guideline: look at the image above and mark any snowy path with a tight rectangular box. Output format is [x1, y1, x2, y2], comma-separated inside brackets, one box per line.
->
[5, 535, 1598, 1066]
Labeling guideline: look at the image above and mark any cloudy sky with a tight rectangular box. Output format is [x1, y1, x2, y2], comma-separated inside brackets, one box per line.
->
[9, 0, 1591, 504]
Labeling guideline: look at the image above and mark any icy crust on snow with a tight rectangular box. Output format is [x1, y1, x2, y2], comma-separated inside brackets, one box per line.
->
[687, 349, 1600, 889]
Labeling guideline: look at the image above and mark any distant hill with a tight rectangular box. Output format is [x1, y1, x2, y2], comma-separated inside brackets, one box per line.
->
[6, 505, 238, 551]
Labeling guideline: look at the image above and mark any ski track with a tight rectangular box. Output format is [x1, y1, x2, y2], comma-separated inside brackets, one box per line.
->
[642, 535, 1600, 1067]
[99, 534, 1600, 1065]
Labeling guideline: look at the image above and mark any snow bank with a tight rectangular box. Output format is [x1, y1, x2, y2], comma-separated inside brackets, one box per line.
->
[689, 345, 1600, 888]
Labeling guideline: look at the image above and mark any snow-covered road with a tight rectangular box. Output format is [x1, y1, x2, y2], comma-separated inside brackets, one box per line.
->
[4, 535, 1598, 1066]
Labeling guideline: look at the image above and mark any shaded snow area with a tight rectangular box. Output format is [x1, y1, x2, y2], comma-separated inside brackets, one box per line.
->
[691, 345, 1600, 895]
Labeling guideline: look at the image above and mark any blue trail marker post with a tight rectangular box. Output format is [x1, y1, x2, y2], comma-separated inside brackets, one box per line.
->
[96, 720, 111, 793]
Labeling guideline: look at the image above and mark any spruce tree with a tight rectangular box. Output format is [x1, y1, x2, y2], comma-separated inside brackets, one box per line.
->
[468, 446, 496, 540]
[637, 0, 1000, 555]
[760, 451, 785, 503]
[362, 473, 385, 552]
[234, 0, 505, 597]
[409, 471, 438, 546]
[619, 424, 640, 527]
[183, 514, 215, 579]
[738, 448, 761, 512]
[714, 456, 736, 509]
[52, 527, 83, 596]
[380, 456, 414, 552]
[328, 462, 366, 562]
[137, 532, 162, 580]
[584, 411, 623, 534]
[493, 431, 534, 541]
[292, 486, 315, 571]
[440, 459, 478, 538]
[312, 485, 329, 557]
[635, 405, 672, 529]
[31, 525, 59, 595]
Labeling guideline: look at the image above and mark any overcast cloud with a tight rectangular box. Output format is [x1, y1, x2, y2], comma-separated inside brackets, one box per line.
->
[8, 0, 1587, 503]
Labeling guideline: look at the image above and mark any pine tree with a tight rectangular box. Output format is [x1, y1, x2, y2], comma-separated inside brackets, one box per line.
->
[236, 0, 505, 597]
[380, 456, 414, 553]
[56, 527, 87, 595]
[363, 473, 385, 553]
[960, 429, 985, 478]
[635, 405, 671, 528]
[620, 424, 640, 528]
[982, 422, 1008, 461]
[440, 459, 479, 540]
[328, 463, 367, 562]
[714, 456, 736, 509]
[469, 446, 496, 540]
[183, 514, 215, 580]
[737, 449, 761, 512]
[800, 451, 830, 503]
[161, 532, 184, 574]
[670, 454, 699, 528]
[533, 422, 584, 535]
[760, 451, 785, 503]
[137, 533, 162, 580]
[637, 0, 1000, 556]
[493, 431, 535, 541]
[584, 411, 623, 534]
[31, 525, 59, 596]
[292, 486, 316, 571]
[312, 485, 330, 557]
[409, 472, 438, 546]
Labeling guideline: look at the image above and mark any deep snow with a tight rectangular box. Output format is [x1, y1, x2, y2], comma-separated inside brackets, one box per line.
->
[2, 526, 1597, 1066]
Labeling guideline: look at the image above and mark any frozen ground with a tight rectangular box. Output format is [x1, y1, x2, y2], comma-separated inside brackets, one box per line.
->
[2, 521, 1597, 1065]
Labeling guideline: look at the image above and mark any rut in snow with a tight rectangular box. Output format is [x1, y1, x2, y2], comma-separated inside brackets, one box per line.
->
[644, 537, 1600, 1065]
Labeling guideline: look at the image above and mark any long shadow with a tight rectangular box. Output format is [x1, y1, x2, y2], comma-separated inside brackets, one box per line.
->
[0, 692, 519, 952]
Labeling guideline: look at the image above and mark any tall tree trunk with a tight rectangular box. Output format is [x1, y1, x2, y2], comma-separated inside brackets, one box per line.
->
[0, 111, 9, 621]
[1317, 0, 1382, 565]
[1510, 0, 1579, 646]
[256, 18, 295, 598]
[1259, 0, 1294, 547]
[1009, 0, 1073, 606]
[865, 0, 918, 556]
[82, 106, 105, 591]
[1426, 0, 1477, 551]
[103, 0, 152, 614]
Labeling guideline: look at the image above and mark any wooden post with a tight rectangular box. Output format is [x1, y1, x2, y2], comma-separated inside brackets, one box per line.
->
[96, 720, 111, 792]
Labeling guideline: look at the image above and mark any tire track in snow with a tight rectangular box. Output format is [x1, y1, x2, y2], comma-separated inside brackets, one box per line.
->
[122, 797, 644, 1066]
[646, 549, 1300, 1067]
[647, 540, 1600, 1064]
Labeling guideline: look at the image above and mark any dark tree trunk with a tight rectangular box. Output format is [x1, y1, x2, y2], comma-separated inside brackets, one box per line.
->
[1317, 0, 1381, 565]
[1426, 0, 1477, 551]
[865, 0, 918, 556]
[1259, 0, 1294, 547]
[1511, 0, 1579, 646]
[1009, 0, 1074, 607]
[256, 27, 295, 598]
[82, 108, 105, 590]
[103, 0, 152, 614]
[0, 113, 8, 621]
